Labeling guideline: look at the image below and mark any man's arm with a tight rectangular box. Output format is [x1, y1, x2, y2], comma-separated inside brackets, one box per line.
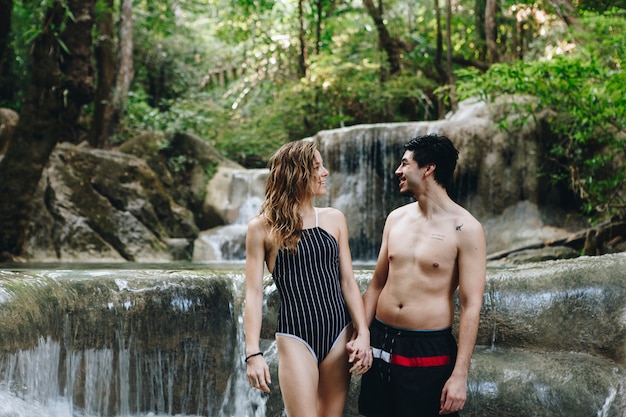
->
[362, 217, 392, 325]
[439, 217, 486, 414]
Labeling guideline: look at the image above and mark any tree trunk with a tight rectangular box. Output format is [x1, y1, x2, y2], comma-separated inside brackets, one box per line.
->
[0, 0, 96, 261]
[90, 0, 116, 148]
[297, 0, 308, 78]
[512, 11, 519, 59]
[313, 1, 339, 57]
[474, 0, 487, 62]
[362, 0, 403, 77]
[0, 0, 12, 78]
[90, 0, 133, 149]
[0, 0, 14, 102]
[551, 0, 578, 26]
[315, 0, 322, 55]
[433, 0, 446, 119]
[485, 0, 499, 64]
[445, 0, 458, 111]
[110, 0, 134, 132]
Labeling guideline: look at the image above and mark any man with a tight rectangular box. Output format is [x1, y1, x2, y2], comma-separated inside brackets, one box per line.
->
[358, 134, 486, 416]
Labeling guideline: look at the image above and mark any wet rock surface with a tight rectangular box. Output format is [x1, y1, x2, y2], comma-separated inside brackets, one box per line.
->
[0, 254, 624, 416]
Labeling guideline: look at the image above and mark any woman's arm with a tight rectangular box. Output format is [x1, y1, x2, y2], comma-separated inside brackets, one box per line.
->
[331, 209, 372, 374]
[244, 216, 272, 392]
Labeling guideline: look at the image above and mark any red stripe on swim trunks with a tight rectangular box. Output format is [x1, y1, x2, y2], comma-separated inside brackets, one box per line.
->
[390, 354, 451, 367]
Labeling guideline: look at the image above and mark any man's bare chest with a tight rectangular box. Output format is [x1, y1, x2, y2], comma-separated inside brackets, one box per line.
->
[387, 221, 458, 271]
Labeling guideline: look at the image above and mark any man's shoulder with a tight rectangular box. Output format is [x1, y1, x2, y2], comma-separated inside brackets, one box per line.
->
[454, 205, 483, 230]
[385, 202, 416, 222]
[389, 201, 417, 216]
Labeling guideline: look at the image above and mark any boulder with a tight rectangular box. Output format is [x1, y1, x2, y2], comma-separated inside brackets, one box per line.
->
[28, 142, 198, 262]
[0, 107, 18, 155]
[118, 132, 245, 230]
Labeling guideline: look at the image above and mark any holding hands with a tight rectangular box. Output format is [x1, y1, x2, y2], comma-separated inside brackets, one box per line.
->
[346, 332, 373, 376]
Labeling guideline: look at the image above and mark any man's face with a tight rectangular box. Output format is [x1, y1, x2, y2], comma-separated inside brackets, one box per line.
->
[395, 150, 419, 197]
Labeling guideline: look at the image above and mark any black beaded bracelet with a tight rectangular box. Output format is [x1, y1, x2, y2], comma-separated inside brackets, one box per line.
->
[245, 351, 263, 363]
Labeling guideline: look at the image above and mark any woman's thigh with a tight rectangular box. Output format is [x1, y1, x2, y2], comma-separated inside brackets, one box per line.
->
[276, 335, 319, 417]
[317, 327, 352, 417]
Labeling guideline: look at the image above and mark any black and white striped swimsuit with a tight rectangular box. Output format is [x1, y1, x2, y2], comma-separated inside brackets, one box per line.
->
[273, 208, 351, 364]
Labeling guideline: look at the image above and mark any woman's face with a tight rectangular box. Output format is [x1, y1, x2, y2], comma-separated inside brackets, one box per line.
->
[312, 150, 329, 196]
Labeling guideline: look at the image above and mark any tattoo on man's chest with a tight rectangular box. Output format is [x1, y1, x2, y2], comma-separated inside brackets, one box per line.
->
[431, 233, 445, 241]
[456, 224, 463, 231]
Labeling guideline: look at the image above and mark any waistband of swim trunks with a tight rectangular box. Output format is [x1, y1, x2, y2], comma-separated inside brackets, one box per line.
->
[373, 316, 452, 337]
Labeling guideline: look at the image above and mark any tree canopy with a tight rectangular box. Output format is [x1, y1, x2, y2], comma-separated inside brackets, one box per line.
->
[0, 0, 624, 259]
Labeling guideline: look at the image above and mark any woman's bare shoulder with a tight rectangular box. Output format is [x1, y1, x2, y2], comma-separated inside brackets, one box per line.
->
[316, 208, 348, 240]
[247, 215, 268, 234]
[317, 206, 346, 222]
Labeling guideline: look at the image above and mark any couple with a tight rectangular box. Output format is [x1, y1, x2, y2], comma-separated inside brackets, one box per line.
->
[244, 135, 487, 417]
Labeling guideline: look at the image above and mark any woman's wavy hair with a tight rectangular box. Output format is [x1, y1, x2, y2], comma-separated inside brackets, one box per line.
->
[260, 140, 318, 252]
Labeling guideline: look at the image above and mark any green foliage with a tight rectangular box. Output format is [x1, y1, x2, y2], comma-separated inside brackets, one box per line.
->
[7, 0, 624, 220]
[571, 11, 625, 70]
[276, 59, 438, 139]
[214, 107, 289, 168]
[123, 90, 224, 138]
[121, 87, 286, 167]
[119, 0, 441, 167]
[577, 0, 626, 13]
[132, 29, 202, 106]
[456, 14, 626, 220]
[1, 1, 60, 109]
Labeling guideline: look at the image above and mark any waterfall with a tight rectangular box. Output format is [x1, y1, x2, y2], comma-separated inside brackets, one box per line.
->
[193, 169, 268, 261]
[0, 267, 268, 417]
[310, 99, 562, 259]
[217, 313, 275, 417]
[192, 99, 561, 262]
[1, 335, 259, 417]
[315, 125, 415, 260]
[1, 254, 625, 417]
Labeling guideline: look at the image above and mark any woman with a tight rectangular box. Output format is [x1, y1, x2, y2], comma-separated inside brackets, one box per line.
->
[244, 140, 372, 417]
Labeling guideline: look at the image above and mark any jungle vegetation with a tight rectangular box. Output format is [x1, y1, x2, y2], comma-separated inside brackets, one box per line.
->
[0, 0, 624, 258]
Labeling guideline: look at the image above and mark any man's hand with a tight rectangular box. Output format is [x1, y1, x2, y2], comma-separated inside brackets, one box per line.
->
[439, 373, 467, 414]
[346, 337, 373, 376]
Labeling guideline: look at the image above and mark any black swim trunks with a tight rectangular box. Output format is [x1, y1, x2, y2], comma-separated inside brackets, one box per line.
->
[359, 318, 459, 417]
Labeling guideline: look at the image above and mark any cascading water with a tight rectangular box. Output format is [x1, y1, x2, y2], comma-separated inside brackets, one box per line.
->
[193, 169, 268, 261]
[192, 100, 566, 263]
[2, 99, 624, 416]
[314, 125, 414, 260]
[1, 255, 625, 417]
[0, 267, 270, 417]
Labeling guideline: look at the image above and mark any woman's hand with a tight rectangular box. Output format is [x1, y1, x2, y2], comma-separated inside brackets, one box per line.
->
[346, 332, 372, 376]
[246, 354, 272, 393]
